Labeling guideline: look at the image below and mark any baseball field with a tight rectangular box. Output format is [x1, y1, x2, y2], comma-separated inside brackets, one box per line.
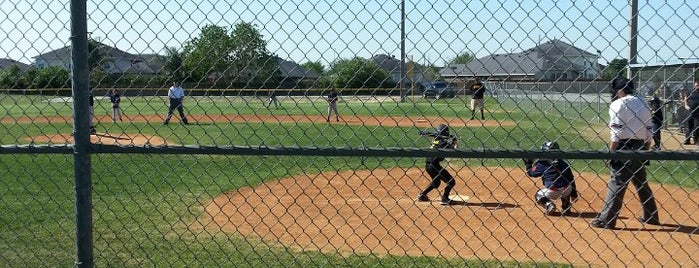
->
[0, 93, 697, 267]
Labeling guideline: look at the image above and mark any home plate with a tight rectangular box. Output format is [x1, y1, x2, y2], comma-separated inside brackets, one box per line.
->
[449, 194, 471, 202]
[416, 118, 428, 123]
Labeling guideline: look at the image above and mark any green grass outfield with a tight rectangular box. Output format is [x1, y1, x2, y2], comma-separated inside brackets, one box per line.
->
[0, 93, 695, 266]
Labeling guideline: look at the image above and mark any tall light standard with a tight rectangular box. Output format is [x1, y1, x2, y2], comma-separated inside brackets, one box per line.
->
[596, 49, 603, 79]
[628, 0, 638, 80]
[399, 0, 406, 103]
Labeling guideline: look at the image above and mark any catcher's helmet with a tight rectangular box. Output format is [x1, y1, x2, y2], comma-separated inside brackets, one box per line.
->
[541, 141, 560, 151]
[435, 124, 449, 136]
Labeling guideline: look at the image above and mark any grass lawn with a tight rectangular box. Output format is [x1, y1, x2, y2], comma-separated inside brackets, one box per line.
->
[0, 93, 694, 266]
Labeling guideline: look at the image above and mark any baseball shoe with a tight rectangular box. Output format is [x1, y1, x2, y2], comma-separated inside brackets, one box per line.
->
[439, 199, 454, 206]
[637, 217, 660, 225]
[415, 194, 429, 202]
[590, 219, 615, 229]
[544, 202, 556, 215]
[561, 199, 572, 214]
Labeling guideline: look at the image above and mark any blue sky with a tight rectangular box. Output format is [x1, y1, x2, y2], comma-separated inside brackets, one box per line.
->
[1, 0, 698, 67]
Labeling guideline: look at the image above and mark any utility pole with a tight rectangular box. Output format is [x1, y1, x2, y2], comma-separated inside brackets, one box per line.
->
[399, 0, 406, 103]
[628, 0, 638, 80]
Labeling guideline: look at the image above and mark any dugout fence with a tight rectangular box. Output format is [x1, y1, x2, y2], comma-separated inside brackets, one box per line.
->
[1, 1, 698, 267]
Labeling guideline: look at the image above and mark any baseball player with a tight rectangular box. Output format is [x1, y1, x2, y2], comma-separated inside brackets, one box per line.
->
[469, 77, 486, 120]
[523, 141, 578, 215]
[88, 87, 96, 134]
[416, 124, 459, 205]
[326, 87, 339, 122]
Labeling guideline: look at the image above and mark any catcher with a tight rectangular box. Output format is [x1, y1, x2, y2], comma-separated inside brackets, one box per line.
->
[416, 124, 459, 205]
[523, 141, 578, 215]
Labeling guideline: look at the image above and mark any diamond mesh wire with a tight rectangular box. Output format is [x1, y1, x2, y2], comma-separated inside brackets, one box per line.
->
[0, 0, 698, 267]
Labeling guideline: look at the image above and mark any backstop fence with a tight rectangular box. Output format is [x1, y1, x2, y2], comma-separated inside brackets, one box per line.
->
[1, 1, 697, 267]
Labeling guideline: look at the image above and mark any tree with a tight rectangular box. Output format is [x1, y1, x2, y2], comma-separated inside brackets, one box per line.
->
[87, 39, 111, 85]
[163, 46, 184, 81]
[181, 22, 279, 87]
[603, 58, 629, 79]
[0, 64, 25, 88]
[450, 52, 475, 64]
[28, 66, 70, 88]
[328, 57, 392, 88]
[301, 61, 324, 75]
[229, 22, 279, 88]
[182, 25, 233, 82]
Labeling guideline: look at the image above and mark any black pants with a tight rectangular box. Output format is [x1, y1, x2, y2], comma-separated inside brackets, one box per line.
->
[594, 139, 658, 227]
[165, 98, 188, 123]
[421, 162, 455, 201]
[686, 115, 699, 143]
[651, 122, 661, 148]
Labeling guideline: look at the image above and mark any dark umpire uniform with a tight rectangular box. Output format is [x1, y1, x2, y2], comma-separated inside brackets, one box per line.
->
[416, 124, 458, 205]
[591, 77, 659, 229]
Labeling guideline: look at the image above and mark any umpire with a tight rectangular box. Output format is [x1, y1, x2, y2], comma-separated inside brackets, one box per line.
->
[591, 77, 659, 229]
[163, 81, 189, 125]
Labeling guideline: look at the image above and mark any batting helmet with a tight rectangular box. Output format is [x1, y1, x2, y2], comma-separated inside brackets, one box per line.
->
[541, 141, 560, 151]
[435, 124, 449, 136]
[610, 76, 634, 95]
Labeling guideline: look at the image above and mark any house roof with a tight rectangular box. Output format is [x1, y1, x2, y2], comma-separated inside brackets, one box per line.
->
[276, 57, 320, 79]
[31, 42, 168, 74]
[0, 58, 31, 72]
[529, 39, 597, 58]
[441, 39, 597, 77]
[134, 53, 166, 73]
[32, 42, 141, 60]
[371, 54, 402, 73]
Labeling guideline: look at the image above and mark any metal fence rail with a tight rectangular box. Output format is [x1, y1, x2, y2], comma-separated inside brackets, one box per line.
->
[1, 1, 698, 267]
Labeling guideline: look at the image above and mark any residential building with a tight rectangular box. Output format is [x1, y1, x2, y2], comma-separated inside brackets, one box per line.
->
[32, 42, 162, 74]
[0, 58, 31, 72]
[276, 57, 320, 86]
[31, 42, 317, 86]
[440, 39, 601, 83]
[370, 54, 432, 87]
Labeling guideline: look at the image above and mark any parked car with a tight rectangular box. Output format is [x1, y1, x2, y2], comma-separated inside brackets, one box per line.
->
[422, 81, 456, 99]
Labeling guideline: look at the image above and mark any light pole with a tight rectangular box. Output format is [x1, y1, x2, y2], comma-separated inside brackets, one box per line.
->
[628, 0, 638, 80]
[596, 49, 603, 79]
[399, 0, 406, 103]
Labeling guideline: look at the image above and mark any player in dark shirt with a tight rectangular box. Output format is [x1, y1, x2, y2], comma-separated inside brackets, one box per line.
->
[470, 77, 486, 120]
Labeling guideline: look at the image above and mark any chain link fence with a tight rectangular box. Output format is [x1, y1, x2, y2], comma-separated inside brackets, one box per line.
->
[1, 1, 698, 267]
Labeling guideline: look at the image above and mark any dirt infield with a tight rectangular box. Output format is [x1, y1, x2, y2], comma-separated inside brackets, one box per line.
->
[19, 113, 698, 266]
[7, 113, 512, 128]
[20, 113, 508, 147]
[26, 133, 171, 146]
[202, 167, 699, 267]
